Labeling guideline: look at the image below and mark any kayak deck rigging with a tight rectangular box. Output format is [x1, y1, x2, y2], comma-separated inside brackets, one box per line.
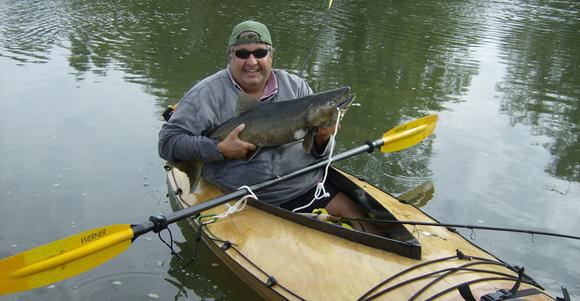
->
[359, 249, 546, 300]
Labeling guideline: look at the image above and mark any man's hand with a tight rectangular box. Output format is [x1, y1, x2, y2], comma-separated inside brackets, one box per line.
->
[315, 123, 340, 152]
[217, 124, 257, 160]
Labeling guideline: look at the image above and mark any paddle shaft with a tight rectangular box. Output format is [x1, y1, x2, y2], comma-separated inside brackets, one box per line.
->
[0, 114, 436, 296]
[133, 138, 381, 237]
[137, 115, 434, 236]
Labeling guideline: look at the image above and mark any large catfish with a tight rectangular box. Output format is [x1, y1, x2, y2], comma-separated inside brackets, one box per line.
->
[174, 86, 355, 191]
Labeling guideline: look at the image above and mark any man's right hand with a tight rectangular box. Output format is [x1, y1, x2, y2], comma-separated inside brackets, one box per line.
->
[217, 124, 257, 160]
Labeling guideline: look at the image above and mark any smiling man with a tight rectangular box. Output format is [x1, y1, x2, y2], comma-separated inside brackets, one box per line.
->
[158, 21, 367, 224]
[227, 21, 274, 99]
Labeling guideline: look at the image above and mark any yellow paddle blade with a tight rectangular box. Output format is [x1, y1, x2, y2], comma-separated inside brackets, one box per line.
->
[381, 114, 438, 153]
[0, 224, 134, 295]
[328, 0, 334, 9]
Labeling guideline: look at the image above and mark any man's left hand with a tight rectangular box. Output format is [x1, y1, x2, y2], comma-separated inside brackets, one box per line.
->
[315, 124, 340, 151]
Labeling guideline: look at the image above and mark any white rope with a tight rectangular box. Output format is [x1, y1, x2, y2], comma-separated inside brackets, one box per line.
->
[292, 108, 341, 212]
[213, 185, 257, 219]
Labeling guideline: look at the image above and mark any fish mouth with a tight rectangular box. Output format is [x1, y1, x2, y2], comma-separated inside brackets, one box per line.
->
[324, 87, 353, 109]
[337, 93, 356, 109]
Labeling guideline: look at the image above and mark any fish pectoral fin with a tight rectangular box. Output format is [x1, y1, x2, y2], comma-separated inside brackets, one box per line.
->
[302, 130, 315, 153]
[236, 91, 259, 116]
[245, 146, 262, 161]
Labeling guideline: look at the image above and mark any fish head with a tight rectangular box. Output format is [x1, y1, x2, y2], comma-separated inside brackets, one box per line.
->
[305, 86, 354, 127]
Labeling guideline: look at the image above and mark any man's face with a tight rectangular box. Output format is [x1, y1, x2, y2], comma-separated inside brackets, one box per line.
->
[229, 43, 273, 94]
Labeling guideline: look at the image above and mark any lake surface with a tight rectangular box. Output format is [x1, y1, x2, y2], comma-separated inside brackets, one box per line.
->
[1, 0, 578, 299]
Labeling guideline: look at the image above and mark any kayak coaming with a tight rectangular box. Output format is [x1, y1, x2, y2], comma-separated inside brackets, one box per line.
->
[166, 166, 554, 300]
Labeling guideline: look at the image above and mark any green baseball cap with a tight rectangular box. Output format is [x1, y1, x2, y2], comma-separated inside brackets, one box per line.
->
[228, 20, 272, 47]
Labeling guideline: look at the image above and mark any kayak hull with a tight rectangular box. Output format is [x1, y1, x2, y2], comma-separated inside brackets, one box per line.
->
[166, 166, 554, 300]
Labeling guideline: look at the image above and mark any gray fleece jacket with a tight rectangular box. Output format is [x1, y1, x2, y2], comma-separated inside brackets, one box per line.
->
[158, 68, 330, 205]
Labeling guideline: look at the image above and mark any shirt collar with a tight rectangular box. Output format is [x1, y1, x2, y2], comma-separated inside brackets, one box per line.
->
[227, 66, 278, 101]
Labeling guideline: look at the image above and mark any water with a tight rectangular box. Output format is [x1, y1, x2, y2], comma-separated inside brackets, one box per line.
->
[1, 0, 578, 299]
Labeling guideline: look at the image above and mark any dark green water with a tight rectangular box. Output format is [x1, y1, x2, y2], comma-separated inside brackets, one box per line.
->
[1, 0, 578, 300]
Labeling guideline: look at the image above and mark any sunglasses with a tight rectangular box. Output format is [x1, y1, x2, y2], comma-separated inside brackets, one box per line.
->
[234, 48, 270, 59]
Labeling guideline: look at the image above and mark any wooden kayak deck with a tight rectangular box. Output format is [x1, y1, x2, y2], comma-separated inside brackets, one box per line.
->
[166, 166, 554, 301]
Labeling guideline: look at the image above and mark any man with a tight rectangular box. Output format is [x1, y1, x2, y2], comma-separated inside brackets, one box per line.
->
[158, 20, 366, 226]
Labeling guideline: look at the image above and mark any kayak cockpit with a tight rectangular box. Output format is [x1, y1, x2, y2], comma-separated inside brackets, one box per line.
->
[246, 167, 422, 259]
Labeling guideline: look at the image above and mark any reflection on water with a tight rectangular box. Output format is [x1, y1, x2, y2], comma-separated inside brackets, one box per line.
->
[1, 0, 579, 299]
[491, 1, 579, 182]
[398, 181, 435, 208]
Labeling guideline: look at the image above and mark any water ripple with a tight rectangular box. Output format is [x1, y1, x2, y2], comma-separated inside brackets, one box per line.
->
[0, 0, 67, 63]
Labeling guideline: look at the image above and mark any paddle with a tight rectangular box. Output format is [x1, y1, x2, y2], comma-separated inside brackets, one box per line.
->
[0, 114, 438, 295]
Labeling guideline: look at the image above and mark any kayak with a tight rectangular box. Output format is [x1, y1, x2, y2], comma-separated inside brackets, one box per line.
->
[165, 165, 556, 300]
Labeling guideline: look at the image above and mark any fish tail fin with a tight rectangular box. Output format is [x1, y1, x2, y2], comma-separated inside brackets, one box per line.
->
[172, 160, 203, 193]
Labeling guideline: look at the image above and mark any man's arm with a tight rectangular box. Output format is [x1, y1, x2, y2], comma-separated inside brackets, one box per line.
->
[159, 107, 256, 163]
[158, 122, 224, 164]
[158, 93, 226, 164]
